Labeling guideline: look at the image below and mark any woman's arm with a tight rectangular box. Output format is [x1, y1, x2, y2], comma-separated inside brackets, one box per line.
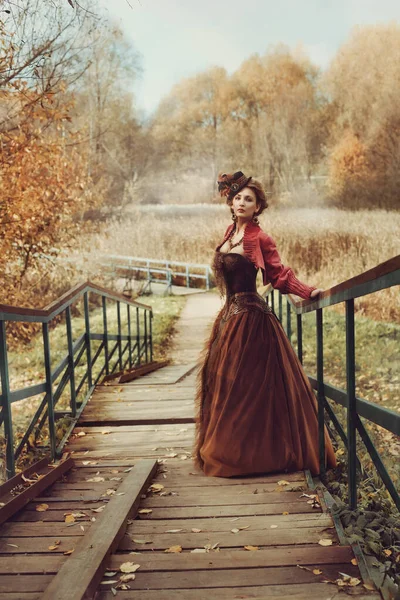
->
[260, 233, 318, 300]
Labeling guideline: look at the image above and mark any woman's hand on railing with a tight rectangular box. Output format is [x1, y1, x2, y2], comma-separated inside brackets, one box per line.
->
[310, 288, 323, 299]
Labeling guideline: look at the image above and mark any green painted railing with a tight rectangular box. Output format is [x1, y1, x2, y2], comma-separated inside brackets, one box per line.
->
[0, 281, 153, 479]
[262, 255, 400, 510]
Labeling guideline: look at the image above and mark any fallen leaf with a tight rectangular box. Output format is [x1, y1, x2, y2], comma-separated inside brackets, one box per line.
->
[164, 545, 182, 553]
[101, 431, 111, 435]
[36, 503, 49, 512]
[76, 431, 86, 437]
[277, 480, 290, 485]
[104, 572, 118, 577]
[351, 558, 358, 565]
[313, 569, 323, 575]
[244, 545, 259, 551]
[191, 548, 207, 553]
[318, 539, 333, 546]
[87, 477, 105, 483]
[132, 539, 152, 544]
[100, 580, 119, 585]
[65, 514, 75, 524]
[149, 483, 164, 493]
[282, 511, 289, 515]
[270, 525, 278, 529]
[165, 529, 183, 533]
[231, 528, 240, 534]
[63, 549, 74, 555]
[120, 574, 136, 582]
[138, 509, 152, 515]
[91, 505, 107, 513]
[120, 562, 140, 573]
[191, 528, 202, 533]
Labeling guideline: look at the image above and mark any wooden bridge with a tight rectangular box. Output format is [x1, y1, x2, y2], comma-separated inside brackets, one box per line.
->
[0, 256, 399, 599]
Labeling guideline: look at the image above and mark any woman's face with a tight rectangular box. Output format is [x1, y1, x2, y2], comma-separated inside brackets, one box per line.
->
[231, 186, 259, 220]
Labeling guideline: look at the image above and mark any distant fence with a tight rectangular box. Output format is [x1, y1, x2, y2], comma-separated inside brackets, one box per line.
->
[101, 255, 213, 294]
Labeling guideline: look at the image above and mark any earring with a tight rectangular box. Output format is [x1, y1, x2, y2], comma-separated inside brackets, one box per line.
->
[252, 212, 259, 224]
[231, 209, 237, 222]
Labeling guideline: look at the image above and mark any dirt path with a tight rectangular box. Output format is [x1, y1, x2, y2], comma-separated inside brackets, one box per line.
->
[169, 291, 222, 366]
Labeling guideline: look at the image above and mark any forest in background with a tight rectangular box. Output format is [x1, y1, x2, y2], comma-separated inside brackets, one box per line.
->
[1, 0, 400, 324]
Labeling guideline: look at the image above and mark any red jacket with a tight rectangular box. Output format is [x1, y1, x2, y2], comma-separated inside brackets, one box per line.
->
[217, 221, 316, 300]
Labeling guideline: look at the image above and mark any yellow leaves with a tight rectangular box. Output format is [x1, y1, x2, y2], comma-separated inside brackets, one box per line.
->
[48, 540, 61, 550]
[64, 514, 75, 524]
[119, 562, 140, 574]
[86, 476, 105, 483]
[63, 549, 74, 556]
[313, 568, 322, 575]
[191, 528, 202, 533]
[76, 431, 86, 437]
[277, 480, 290, 486]
[282, 511, 289, 515]
[132, 538, 152, 544]
[244, 545, 259, 551]
[164, 545, 182, 553]
[35, 503, 49, 512]
[138, 509, 152, 515]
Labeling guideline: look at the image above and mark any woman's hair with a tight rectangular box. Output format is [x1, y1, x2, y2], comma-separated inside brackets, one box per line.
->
[226, 178, 268, 215]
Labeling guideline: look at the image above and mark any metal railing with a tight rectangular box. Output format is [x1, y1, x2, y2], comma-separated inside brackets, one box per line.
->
[0, 281, 153, 479]
[262, 255, 400, 510]
[102, 255, 213, 294]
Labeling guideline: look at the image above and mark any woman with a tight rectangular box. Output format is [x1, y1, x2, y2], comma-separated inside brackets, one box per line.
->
[193, 171, 337, 477]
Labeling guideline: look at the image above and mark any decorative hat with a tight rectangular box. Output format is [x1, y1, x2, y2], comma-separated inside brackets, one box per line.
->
[217, 171, 252, 200]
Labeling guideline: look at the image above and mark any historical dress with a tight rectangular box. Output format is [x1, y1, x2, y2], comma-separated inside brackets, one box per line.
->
[193, 222, 337, 477]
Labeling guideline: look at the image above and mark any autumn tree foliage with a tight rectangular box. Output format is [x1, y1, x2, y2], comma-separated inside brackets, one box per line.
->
[324, 24, 400, 208]
[0, 1, 142, 334]
[149, 46, 329, 202]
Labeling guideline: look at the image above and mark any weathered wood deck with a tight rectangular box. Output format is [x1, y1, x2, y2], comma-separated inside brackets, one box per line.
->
[0, 362, 382, 599]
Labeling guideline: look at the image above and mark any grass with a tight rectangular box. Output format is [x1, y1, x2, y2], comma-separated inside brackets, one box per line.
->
[0, 292, 186, 480]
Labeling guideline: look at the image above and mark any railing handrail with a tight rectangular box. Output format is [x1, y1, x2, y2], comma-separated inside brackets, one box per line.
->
[104, 254, 212, 270]
[0, 280, 153, 323]
[261, 254, 400, 313]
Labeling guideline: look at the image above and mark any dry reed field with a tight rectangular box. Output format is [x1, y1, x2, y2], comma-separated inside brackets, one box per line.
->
[78, 205, 400, 322]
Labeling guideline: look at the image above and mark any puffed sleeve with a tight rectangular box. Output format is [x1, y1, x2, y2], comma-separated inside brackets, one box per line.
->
[260, 233, 317, 300]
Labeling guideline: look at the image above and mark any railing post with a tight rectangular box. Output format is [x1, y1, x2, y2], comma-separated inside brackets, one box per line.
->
[286, 301, 292, 344]
[149, 311, 153, 362]
[136, 306, 141, 365]
[206, 267, 210, 291]
[127, 304, 132, 369]
[42, 322, 56, 460]
[316, 308, 326, 477]
[271, 290, 275, 313]
[297, 313, 303, 363]
[346, 298, 357, 510]
[117, 301, 122, 371]
[0, 321, 15, 478]
[83, 292, 92, 389]
[102, 296, 109, 376]
[65, 306, 77, 417]
[186, 265, 190, 288]
[144, 309, 149, 362]
[278, 293, 282, 322]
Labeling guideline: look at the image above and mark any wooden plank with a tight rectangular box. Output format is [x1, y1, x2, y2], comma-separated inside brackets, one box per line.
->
[0, 457, 74, 526]
[141, 490, 315, 507]
[129, 502, 322, 518]
[127, 513, 333, 534]
[0, 556, 64, 575]
[95, 585, 381, 600]
[41, 459, 157, 600]
[96, 563, 359, 590]
[0, 521, 91, 537]
[0, 458, 48, 495]
[0, 575, 52, 593]
[120, 527, 337, 551]
[102, 360, 170, 384]
[107, 544, 354, 570]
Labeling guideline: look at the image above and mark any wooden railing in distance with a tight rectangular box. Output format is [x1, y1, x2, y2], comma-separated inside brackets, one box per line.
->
[260, 255, 400, 511]
[101, 255, 213, 294]
[0, 281, 153, 480]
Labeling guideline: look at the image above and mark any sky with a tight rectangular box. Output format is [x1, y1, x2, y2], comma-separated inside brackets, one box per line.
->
[101, 0, 400, 116]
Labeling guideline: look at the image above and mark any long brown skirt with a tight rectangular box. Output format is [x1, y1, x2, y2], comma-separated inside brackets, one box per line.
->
[193, 292, 337, 477]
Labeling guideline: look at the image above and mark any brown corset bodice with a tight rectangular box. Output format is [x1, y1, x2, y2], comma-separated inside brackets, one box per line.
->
[213, 251, 258, 297]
